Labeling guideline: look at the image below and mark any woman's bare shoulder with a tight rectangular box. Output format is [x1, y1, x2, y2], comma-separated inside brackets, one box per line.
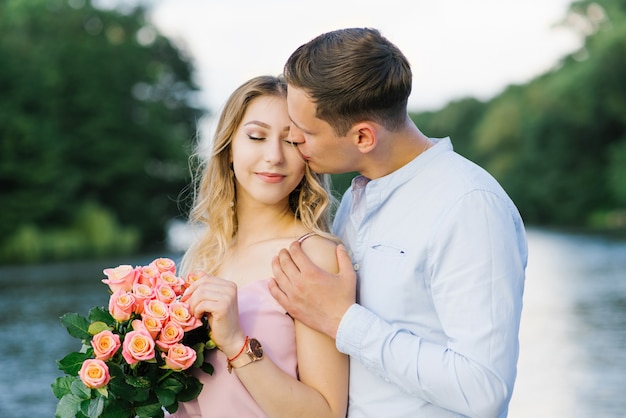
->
[299, 234, 340, 274]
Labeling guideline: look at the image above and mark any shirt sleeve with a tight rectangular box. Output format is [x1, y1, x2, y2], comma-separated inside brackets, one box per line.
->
[336, 189, 527, 418]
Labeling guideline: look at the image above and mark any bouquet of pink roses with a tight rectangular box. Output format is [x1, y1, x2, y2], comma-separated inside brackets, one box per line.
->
[52, 257, 215, 418]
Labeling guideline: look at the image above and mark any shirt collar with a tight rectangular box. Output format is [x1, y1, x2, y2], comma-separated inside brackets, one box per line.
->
[350, 137, 452, 195]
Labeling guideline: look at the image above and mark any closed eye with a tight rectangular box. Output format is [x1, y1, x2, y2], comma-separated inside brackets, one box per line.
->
[248, 135, 265, 141]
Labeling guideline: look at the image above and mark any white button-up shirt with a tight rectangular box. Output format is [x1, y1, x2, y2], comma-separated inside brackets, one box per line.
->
[334, 138, 527, 418]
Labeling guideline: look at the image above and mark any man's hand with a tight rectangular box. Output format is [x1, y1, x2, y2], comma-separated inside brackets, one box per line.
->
[269, 242, 356, 339]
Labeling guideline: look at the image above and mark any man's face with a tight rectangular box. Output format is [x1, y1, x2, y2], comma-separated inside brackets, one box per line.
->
[286, 86, 357, 174]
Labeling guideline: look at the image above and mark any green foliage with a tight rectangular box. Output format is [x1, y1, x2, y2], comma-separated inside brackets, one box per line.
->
[330, 172, 358, 199]
[410, 0, 626, 228]
[61, 312, 93, 340]
[52, 354, 209, 418]
[53, 308, 213, 418]
[608, 138, 626, 204]
[410, 97, 487, 159]
[0, 202, 139, 263]
[0, 0, 204, 263]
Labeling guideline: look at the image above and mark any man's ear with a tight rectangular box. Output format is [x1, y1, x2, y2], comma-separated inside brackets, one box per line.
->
[350, 122, 377, 154]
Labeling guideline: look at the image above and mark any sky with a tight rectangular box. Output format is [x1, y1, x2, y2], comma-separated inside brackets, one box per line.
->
[130, 0, 583, 128]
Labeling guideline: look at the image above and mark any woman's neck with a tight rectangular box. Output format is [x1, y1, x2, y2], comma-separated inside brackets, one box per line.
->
[234, 203, 301, 249]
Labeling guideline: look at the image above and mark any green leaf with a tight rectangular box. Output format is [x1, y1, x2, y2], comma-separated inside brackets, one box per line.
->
[176, 377, 203, 403]
[155, 387, 176, 408]
[79, 344, 94, 356]
[84, 395, 105, 418]
[88, 321, 112, 335]
[107, 364, 136, 401]
[206, 339, 217, 350]
[70, 379, 92, 400]
[61, 312, 91, 340]
[126, 374, 153, 389]
[96, 386, 109, 398]
[131, 386, 151, 403]
[57, 351, 91, 376]
[135, 401, 164, 418]
[164, 401, 180, 414]
[88, 306, 115, 326]
[100, 399, 133, 418]
[192, 343, 205, 368]
[55, 393, 82, 418]
[200, 362, 214, 375]
[79, 398, 91, 417]
[155, 377, 182, 407]
[51, 376, 77, 399]
[160, 377, 183, 394]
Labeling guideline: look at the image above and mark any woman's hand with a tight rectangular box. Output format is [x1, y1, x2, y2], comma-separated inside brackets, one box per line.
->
[181, 273, 247, 358]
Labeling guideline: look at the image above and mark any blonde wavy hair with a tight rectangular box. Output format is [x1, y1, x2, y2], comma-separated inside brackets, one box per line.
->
[180, 75, 335, 276]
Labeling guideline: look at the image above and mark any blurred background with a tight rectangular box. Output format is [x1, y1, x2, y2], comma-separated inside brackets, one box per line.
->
[0, 0, 625, 416]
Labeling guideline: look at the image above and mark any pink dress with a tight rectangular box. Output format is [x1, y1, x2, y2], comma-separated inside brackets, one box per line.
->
[170, 278, 298, 417]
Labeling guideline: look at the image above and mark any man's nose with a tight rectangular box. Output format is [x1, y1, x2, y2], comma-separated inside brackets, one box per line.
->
[290, 123, 304, 142]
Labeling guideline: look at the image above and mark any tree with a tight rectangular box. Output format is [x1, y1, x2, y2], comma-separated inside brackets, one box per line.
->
[410, 97, 487, 159]
[409, 0, 626, 228]
[0, 0, 204, 261]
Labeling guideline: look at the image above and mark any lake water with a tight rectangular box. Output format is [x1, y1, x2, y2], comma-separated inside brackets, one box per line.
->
[0, 227, 625, 417]
[509, 228, 626, 417]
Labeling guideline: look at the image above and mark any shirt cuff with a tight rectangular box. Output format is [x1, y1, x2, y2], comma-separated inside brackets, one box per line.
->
[336, 303, 377, 356]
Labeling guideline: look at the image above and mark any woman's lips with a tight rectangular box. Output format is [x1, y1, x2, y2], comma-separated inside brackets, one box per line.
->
[256, 172, 286, 183]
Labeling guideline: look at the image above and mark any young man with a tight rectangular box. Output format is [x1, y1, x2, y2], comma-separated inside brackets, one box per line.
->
[269, 28, 527, 418]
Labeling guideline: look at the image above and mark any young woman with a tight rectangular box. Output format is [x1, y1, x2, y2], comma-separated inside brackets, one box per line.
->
[171, 75, 348, 417]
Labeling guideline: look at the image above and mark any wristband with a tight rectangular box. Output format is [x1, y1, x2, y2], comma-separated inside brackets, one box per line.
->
[227, 336, 249, 362]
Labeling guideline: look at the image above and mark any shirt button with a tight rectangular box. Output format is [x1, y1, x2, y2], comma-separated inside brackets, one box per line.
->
[353, 263, 360, 271]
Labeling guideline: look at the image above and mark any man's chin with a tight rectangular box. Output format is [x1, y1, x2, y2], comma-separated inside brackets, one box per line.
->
[306, 160, 325, 174]
[308, 161, 339, 175]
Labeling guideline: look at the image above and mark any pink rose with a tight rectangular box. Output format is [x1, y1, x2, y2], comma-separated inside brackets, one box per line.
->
[185, 271, 202, 289]
[131, 318, 148, 333]
[133, 317, 162, 339]
[78, 359, 110, 388]
[156, 321, 184, 351]
[169, 301, 202, 332]
[151, 257, 177, 274]
[143, 299, 169, 325]
[102, 265, 139, 293]
[122, 330, 155, 365]
[162, 343, 197, 371]
[132, 283, 155, 314]
[91, 330, 121, 361]
[157, 271, 185, 295]
[108, 290, 135, 322]
[155, 284, 176, 304]
[137, 264, 159, 287]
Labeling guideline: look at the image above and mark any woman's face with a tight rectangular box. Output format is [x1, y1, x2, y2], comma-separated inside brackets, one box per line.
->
[231, 95, 304, 209]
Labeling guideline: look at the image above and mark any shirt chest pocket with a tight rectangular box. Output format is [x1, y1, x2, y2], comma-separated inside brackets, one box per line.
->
[370, 243, 406, 256]
[358, 242, 428, 320]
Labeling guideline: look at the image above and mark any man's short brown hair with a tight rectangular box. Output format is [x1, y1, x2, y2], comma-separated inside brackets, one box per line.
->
[284, 27, 412, 136]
